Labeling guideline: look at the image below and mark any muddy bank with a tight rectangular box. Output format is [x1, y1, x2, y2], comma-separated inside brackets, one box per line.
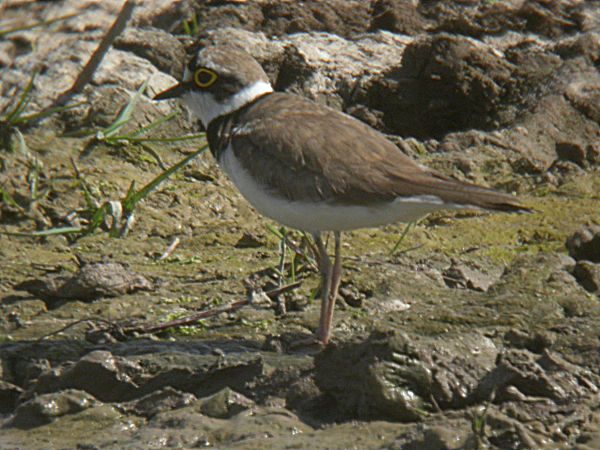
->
[1, 0, 600, 449]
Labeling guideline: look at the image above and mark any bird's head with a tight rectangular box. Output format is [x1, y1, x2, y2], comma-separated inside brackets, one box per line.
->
[154, 45, 273, 127]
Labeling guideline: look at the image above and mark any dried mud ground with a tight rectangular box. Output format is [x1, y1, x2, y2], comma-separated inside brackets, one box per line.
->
[1, 1, 600, 449]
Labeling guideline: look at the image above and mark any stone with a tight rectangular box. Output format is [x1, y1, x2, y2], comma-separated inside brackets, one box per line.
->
[121, 387, 196, 419]
[475, 349, 600, 404]
[235, 231, 266, 248]
[573, 261, 600, 293]
[566, 225, 600, 263]
[114, 27, 186, 78]
[15, 261, 154, 302]
[315, 330, 498, 421]
[0, 381, 23, 414]
[198, 387, 254, 419]
[9, 389, 97, 429]
[442, 261, 499, 292]
[556, 142, 587, 167]
[33, 350, 142, 402]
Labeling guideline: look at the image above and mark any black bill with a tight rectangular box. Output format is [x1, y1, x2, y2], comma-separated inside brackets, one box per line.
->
[153, 82, 187, 100]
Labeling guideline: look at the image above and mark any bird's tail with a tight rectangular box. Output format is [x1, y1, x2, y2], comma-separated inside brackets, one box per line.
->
[422, 172, 532, 213]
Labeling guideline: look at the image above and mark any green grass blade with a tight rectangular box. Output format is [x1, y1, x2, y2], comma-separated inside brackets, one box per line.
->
[0, 187, 19, 208]
[13, 101, 85, 125]
[183, 21, 191, 36]
[389, 221, 415, 256]
[128, 111, 179, 138]
[84, 202, 110, 235]
[191, 12, 200, 35]
[108, 133, 205, 144]
[183, 12, 200, 36]
[100, 118, 129, 139]
[122, 144, 208, 214]
[80, 182, 99, 210]
[122, 180, 137, 209]
[1, 226, 83, 237]
[102, 79, 148, 138]
[4, 73, 36, 123]
[62, 128, 98, 138]
[265, 223, 285, 239]
[290, 252, 297, 283]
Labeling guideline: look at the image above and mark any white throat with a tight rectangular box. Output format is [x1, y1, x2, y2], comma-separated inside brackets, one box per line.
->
[182, 81, 273, 128]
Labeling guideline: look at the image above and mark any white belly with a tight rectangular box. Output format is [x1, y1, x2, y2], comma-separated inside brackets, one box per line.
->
[219, 146, 454, 233]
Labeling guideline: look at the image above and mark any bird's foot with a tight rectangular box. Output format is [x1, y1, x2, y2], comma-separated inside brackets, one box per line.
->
[287, 334, 326, 353]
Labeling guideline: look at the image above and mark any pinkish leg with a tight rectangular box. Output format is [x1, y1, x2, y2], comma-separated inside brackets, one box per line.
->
[313, 233, 333, 344]
[319, 232, 342, 345]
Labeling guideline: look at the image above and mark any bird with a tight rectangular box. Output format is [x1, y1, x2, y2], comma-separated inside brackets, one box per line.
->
[154, 44, 529, 346]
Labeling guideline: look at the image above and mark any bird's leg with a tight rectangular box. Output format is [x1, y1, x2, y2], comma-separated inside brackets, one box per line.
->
[313, 232, 333, 344]
[319, 231, 342, 345]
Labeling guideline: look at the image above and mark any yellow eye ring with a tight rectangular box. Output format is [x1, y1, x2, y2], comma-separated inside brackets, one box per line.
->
[194, 68, 218, 88]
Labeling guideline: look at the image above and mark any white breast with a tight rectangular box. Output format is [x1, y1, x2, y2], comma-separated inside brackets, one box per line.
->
[219, 145, 458, 233]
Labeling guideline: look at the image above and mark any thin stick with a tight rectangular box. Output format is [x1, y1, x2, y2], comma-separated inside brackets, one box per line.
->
[140, 299, 250, 334]
[0, 13, 79, 37]
[133, 281, 302, 334]
[53, 0, 136, 107]
[36, 318, 114, 342]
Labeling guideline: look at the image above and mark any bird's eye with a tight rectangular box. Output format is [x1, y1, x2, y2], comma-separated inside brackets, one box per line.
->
[194, 68, 218, 88]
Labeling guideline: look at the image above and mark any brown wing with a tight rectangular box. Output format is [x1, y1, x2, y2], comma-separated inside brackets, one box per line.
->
[230, 93, 528, 212]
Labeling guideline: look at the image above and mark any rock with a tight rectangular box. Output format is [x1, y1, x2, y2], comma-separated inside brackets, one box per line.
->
[114, 26, 186, 78]
[553, 32, 600, 62]
[15, 261, 154, 302]
[199, 387, 254, 419]
[338, 282, 367, 308]
[442, 260, 500, 292]
[556, 142, 587, 167]
[575, 412, 600, 450]
[144, 403, 311, 449]
[192, 0, 375, 38]
[121, 387, 196, 419]
[504, 329, 555, 353]
[566, 225, 600, 262]
[475, 349, 600, 404]
[372, 297, 411, 314]
[254, 0, 373, 37]
[285, 376, 322, 412]
[235, 231, 265, 248]
[484, 408, 549, 450]
[0, 381, 23, 414]
[13, 358, 51, 389]
[199, 26, 412, 113]
[389, 422, 473, 450]
[9, 389, 97, 429]
[22, 346, 267, 409]
[565, 79, 600, 124]
[315, 330, 498, 421]
[33, 350, 142, 402]
[370, 0, 425, 35]
[0, 41, 16, 68]
[573, 261, 600, 293]
[355, 33, 553, 138]
[587, 143, 600, 165]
